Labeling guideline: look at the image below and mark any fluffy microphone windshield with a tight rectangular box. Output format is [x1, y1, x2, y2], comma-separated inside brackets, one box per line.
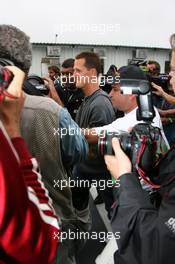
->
[0, 25, 32, 73]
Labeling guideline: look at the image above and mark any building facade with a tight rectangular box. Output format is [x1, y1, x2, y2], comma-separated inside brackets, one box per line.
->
[30, 43, 171, 76]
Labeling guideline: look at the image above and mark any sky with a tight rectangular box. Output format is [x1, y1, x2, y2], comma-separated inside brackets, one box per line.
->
[0, 0, 174, 48]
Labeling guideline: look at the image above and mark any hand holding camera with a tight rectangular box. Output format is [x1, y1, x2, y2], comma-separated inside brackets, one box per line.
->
[104, 137, 131, 179]
[0, 66, 25, 137]
[151, 82, 164, 97]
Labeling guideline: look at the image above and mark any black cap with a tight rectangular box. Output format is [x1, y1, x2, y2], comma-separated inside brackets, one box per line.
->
[119, 65, 148, 80]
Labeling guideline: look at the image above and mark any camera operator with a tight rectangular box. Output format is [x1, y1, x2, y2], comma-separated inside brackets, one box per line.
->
[151, 82, 175, 146]
[103, 34, 175, 264]
[146, 60, 160, 75]
[0, 25, 60, 263]
[152, 81, 175, 106]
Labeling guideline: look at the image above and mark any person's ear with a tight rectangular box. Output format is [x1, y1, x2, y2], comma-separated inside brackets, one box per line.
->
[89, 68, 97, 77]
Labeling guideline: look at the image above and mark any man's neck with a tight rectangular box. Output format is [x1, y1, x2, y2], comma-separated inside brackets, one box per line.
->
[82, 83, 99, 97]
[125, 104, 137, 114]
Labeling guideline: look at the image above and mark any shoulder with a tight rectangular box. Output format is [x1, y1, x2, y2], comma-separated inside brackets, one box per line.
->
[90, 90, 112, 107]
[24, 94, 62, 115]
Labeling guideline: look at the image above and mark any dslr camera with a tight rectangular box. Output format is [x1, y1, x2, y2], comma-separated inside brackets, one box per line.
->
[0, 58, 15, 98]
[98, 78, 162, 178]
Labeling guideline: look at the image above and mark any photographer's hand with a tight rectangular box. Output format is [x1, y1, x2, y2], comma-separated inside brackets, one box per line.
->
[0, 66, 25, 138]
[152, 82, 175, 105]
[42, 76, 64, 106]
[104, 138, 131, 179]
[151, 82, 164, 97]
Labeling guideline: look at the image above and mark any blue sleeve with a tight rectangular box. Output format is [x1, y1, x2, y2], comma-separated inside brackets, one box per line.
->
[59, 108, 89, 167]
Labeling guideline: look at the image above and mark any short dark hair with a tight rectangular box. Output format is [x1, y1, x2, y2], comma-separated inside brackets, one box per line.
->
[75, 52, 101, 76]
[48, 65, 60, 76]
[0, 24, 32, 73]
[147, 60, 160, 73]
[62, 58, 74, 68]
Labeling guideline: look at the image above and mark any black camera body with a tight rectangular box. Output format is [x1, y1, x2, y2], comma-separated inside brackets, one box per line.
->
[98, 78, 162, 181]
[149, 74, 170, 92]
[98, 123, 160, 174]
[27, 75, 49, 96]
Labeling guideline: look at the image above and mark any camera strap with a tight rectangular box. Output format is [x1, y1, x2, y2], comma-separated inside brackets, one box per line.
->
[136, 136, 161, 189]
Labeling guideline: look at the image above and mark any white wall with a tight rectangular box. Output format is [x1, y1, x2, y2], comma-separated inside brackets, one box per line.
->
[30, 44, 170, 76]
[29, 46, 46, 76]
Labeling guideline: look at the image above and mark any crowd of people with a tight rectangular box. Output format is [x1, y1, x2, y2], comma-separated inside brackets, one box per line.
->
[0, 24, 175, 264]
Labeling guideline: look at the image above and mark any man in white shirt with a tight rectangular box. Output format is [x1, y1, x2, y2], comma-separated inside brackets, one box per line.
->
[84, 65, 169, 149]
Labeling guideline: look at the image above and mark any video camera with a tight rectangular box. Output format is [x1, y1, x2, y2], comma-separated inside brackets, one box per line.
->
[27, 75, 49, 95]
[129, 59, 170, 92]
[98, 78, 162, 184]
[148, 74, 170, 92]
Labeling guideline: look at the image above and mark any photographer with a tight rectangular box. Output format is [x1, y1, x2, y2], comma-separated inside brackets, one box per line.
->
[0, 63, 59, 263]
[103, 34, 175, 264]
[104, 137, 175, 264]
[0, 26, 88, 264]
[84, 65, 169, 152]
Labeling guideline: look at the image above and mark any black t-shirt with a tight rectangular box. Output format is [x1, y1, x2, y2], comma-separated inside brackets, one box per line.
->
[74, 89, 116, 177]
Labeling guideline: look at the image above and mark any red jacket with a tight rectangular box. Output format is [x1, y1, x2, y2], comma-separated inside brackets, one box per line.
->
[0, 122, 60, 263]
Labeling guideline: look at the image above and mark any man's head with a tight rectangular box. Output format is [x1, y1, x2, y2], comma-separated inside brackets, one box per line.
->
[73, 52, 101, 89]
[169, 34, 175, 93]
[48, 65, 60, 81]
[61, 58, 74, 76]
[109, 65, 148, 113]
[146, 60, 160, 75]
[61, 58, 76, 89]
[0, 25, 32, 73]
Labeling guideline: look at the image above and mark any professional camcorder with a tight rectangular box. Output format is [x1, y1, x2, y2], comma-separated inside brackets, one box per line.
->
[148, 73, 170, 92]
[129, 59, 170, 92]
[27, 75, 49, 95]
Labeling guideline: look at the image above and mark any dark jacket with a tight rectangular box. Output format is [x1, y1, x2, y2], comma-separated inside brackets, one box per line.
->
[111, 147, 175, 264]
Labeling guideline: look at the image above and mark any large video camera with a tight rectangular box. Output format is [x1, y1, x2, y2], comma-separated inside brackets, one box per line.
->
[147, 74, 170, 92]
[129, 59, 170, 92]
[98, 78, 162, 181]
